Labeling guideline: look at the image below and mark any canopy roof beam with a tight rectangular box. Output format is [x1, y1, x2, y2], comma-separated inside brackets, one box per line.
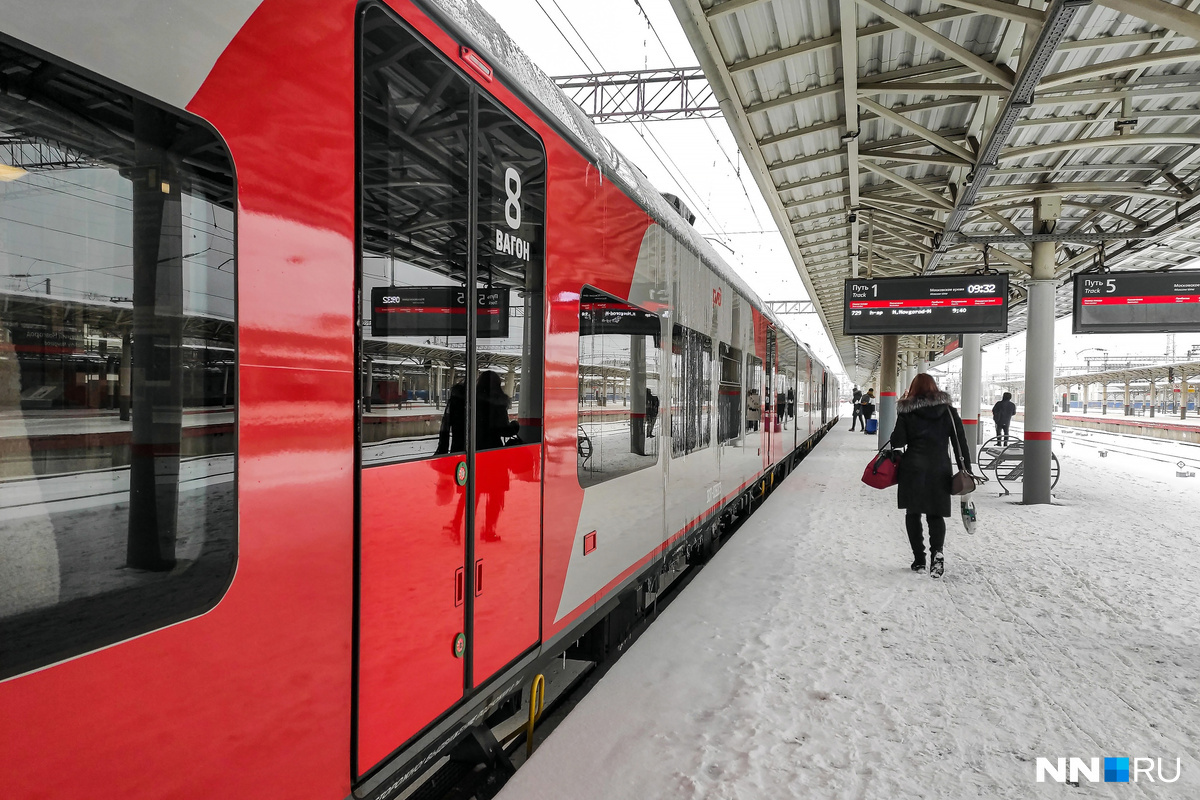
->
[856, 0, 1015, 88]
[857, 96, 976, 163]
[923, 0, 1097, 273]
[841, 0, 861, 277]
[1095, 0, 1200, 43]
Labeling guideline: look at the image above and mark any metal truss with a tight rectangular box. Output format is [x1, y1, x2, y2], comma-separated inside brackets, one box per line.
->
[0, 137, 103, 171]
[672, 0, 1200, 383]
[552, 68, 720, 123]
[764, 300, 816, 314]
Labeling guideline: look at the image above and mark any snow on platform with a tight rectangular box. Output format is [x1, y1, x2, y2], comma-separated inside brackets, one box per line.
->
[498, 426, 1200, 799]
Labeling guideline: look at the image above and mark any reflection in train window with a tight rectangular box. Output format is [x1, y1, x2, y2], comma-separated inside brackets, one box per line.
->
[577, 287, 661, 487]
[474, 94, 545, 452]
[0, 42, 237, 680]
[358, 9, 545, 466]
[778, 337, 798, 435]
[718, 343, 742, 444]
[746, 354, 763, 431]
[671, 325, 712, 457]
[359, 12, 470, 466]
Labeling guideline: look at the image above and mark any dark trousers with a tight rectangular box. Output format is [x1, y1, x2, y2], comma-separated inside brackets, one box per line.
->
[906, 512, 946, 560]
[850, 407, 863, 430]
[996, 422, 1009, 445]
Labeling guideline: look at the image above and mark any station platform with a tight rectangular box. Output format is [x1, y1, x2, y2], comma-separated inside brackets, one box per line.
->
[1034, 411, 1200, 445]
[497, 426, 1200, 799]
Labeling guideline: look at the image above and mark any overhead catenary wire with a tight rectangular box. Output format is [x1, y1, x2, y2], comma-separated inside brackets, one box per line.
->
[532, 0, 735, 250]
[630, 0, 763, 230]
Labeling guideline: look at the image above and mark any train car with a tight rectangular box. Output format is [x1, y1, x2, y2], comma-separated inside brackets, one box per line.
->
[0, 1, 838, 798]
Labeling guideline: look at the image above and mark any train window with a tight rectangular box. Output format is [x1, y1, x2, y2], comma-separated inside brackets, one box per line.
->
[778, 338, 798, 437]
[475, 95, 545, 451]
[359, 9, 471, 465]
[670, 325, 712, 457]
[577, 287, 661, 487]
[718, 343, 742, 444]
[745, 354, 763, 432]
[763, 328, 776, 427]
[358, 9, 544, 466]
[0, 42, 237, 680]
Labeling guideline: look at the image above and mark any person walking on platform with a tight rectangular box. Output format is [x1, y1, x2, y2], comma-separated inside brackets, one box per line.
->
[890, 374, 970, 578]
[645, 388, 660, 438]
[992, 391, 1017, 445]
[860, 389, 875, 434]
[850, 386, 863, 430]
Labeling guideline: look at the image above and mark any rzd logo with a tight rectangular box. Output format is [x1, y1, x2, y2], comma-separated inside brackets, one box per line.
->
[1036, 757, 1180, 784]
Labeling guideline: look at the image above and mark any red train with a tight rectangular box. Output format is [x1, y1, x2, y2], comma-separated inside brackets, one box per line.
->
[0, 1, 838, 797]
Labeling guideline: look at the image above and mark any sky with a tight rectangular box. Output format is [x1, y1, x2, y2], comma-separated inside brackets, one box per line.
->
[474, 0, 840, 369]
[475, 0, 1200, 386]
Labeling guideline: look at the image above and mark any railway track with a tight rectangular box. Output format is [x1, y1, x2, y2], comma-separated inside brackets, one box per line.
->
[1010, 422, 1200, 471]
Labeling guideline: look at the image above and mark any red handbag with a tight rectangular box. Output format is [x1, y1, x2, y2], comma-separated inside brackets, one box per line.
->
[861, 446, 900, 489]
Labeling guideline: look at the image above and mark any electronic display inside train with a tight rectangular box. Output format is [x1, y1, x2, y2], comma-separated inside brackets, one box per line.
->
[371, 286, 508, 338]
[842, 275, 1009, 335]
[579, 299, 660, 336]
[1073, 270, 1200, 333]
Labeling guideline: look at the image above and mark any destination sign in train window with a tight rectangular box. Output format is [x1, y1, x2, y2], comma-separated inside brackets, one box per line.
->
[842, 275, 1009, 335]
[1073, 270, 1200, 334]
[371, 287, 510, 338]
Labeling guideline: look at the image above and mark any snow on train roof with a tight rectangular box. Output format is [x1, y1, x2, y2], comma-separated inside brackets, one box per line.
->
[429, 0, 823, 365]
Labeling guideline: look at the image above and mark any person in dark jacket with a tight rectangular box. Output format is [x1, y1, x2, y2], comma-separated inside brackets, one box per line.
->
[645, 388, 660, 438]
[435, 381, 467, 455]
[860, 389, 876, 434]
[890, 373, 971, 577]
[992, 391, 1017, 445]
[850, 386, 863, 430]
[476, 370, 519, 450]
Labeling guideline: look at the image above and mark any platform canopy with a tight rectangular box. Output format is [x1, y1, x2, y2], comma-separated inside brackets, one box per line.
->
[670, 0, 1200, 384]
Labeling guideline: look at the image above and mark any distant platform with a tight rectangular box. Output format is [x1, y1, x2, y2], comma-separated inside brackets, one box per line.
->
[1014, 411, 1200, 444]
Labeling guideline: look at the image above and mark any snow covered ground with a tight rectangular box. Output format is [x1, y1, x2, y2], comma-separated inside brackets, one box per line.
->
[498, 425, 1200, 799]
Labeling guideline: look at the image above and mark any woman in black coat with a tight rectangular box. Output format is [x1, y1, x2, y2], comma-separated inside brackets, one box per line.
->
[890, 373, 970, 577]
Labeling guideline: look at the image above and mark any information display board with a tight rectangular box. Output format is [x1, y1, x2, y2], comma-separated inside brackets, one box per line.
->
[1073, 270, 1200, 333]
[371, 286, 508, 338]
[579, 298, 660, 336]
[843, 275, 1009, 335]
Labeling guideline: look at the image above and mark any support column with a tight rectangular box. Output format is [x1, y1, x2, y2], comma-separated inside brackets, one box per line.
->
[878, 335, 899, 447]
[1124, 379, 1131, 416]
[1183, 376, 1190, 420]
[1102, 381, 1108, 415]
[118, 330, 132, 421]
[960, 333, 982, 461]
[1150, 378, 1156, 417]
[1081, 382, 1088, 414]
[1023, 196, 1059, 505]
[126, 102, 183, 570]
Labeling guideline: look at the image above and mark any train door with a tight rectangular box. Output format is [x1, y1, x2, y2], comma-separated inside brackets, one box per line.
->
[355, 7, 545, 776]
[763, 327, 776, 465]
[821, 371, 829, 423]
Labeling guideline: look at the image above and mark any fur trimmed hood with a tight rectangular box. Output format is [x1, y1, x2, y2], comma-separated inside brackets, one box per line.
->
[897, 391, 953, 415]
